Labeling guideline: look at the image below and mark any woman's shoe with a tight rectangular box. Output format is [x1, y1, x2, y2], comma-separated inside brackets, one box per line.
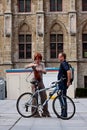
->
[42, 113, 51, 117]
[33, 114, 41, 118]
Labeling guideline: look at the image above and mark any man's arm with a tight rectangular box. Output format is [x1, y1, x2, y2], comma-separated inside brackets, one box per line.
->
[67, 70, 71, 87]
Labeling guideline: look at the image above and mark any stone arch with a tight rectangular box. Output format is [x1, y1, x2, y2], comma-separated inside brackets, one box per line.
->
[50, 23, 63, 34]
[82, 23, 87, 34]
[49, 20, 68, 34]
[18, 22, 32, 59]
[78, 19, 87, 59]
[49, 22, 64, 59]
[19, 23, 31, 34]
[78, 19, 87, 34]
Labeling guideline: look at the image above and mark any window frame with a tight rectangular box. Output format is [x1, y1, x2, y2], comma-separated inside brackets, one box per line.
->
[18, 34, 32, 59]
[82, 34, 87, 58]
[50, 0, 62, 12]
[84, 76, 87, 88]
[82, 0, 87, 11]
[50, 34, 63, 59]
[18, 0, 31, 12]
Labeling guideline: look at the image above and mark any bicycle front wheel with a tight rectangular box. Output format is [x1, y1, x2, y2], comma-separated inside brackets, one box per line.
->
[16, 92, 38, 118]
[53, 95, 75, 120]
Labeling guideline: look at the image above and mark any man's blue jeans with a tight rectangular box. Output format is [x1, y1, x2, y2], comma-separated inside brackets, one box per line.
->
[59, 81, 67, 117]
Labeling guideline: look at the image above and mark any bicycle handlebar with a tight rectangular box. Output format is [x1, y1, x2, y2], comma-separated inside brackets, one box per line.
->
[51, 78, 66, 85]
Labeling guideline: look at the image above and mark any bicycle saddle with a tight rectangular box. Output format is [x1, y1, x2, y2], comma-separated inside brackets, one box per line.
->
[30, 80, 39, 86]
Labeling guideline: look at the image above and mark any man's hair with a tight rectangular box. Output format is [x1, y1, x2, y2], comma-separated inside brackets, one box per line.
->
[59, 52, 66, 59]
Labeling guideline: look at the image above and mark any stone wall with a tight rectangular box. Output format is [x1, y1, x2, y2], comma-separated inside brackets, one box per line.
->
[0, 0, 87, 88]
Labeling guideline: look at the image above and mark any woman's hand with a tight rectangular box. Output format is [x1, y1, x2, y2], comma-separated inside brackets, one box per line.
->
[36, 68, 46, 74]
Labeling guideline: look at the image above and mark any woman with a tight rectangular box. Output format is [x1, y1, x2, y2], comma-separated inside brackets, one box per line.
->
[25, 52, 50, 117]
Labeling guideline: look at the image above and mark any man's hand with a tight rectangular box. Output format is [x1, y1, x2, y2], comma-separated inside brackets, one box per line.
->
[67, 70, 71, 87]
[67, 82, 71, 87]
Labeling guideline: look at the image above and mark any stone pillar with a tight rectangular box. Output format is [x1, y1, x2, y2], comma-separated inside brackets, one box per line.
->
[6, 0, 11, 12]
[68, 0, 77, 89]
[70, 0, 76, 11]
[36, 0, 45, 59]
[68, 0, 77, 58]
[3, 0, 12, 64]
[0, 1, 2, 13]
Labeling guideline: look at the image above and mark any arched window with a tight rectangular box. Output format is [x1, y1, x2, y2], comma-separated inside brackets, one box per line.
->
[18, 23, 32, 59]
[50, 0, 62, 11]
[50, 24, 63, 59]
[82, 24, 87, 58]
[82, 0, 87, 11]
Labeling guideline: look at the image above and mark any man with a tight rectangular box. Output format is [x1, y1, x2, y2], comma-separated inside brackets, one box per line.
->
[58, 52, 71, 117]
[25, 52, 50, 117]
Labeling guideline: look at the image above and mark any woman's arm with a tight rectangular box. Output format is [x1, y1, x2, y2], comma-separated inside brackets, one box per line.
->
[42, 63, 47, 74]
[25, 63, 37, 69]
[42, 69, 47, 74]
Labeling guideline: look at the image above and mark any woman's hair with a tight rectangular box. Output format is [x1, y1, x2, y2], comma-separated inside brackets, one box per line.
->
[34, 52, 42, 60]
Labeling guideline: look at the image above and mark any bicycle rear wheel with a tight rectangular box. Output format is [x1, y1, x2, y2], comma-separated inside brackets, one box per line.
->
[53, 95, 75, 120]
[16, 92, 37, 118]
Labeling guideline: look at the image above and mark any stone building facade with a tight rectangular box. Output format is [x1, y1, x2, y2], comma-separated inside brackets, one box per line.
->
[0, 0, 87, 89]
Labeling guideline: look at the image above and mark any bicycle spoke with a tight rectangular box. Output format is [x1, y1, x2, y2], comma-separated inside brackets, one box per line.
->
[16, 93, 37, 118]
[53, 95, 75, 120]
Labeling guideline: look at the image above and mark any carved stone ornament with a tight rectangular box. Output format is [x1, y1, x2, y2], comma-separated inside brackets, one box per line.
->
[5, 15, 12, 37]
[69, 14, 76, 35]
[37, 15, 44, 37]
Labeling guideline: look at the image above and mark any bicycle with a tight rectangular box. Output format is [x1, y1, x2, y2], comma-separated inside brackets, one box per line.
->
[16, 78, 76, 120]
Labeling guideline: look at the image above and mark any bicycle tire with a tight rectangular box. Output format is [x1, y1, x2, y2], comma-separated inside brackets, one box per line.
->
[52, 95, 75, 120]
[16, 92, 38, 118]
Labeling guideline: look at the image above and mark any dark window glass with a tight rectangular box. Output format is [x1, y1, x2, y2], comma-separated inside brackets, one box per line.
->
[18, 0, 31, 12]
[18, 34, 32, 59]
[19, 44, 24, 50]
[57, 34, 63, 42]
[26, 44, 31, 58]
[82, 34, 87, 41]
[50, 34, 56, 42]
[19, 35, 24, 42]
[82, 0, 87, 11]
[50, 43, 56, 58]
[19, 0, 24, 12]
[57, 0, 62, 11]
[50, 0, 62, 11]
[19, 52, 24, 59]
[19, 44, 24, 59]
[50, 0, 56, 11]
[84, 76, 87, 88]
[26, 35, 31, 42]
[57, 43, 63, 53]
[83, 43, 87, 58]
[50, 34, 63, 59]
[25, 0, 31, 12]
[82, 34, 87, 58]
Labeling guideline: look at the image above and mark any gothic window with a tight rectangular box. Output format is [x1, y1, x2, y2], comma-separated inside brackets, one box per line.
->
[82, 34, 87, 58]
[19, 23, 32, 59]
[82, 0, 87, 11]
[18, 0, 31, 12]
[50, 0, 62, 11]
[50, 24, 63, 59]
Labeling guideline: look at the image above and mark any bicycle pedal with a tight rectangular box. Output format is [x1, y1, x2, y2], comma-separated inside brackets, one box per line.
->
[25, 105, 28, 112]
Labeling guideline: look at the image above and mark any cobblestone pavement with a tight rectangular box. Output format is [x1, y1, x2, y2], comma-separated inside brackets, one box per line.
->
[0, 99, 87, 130]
